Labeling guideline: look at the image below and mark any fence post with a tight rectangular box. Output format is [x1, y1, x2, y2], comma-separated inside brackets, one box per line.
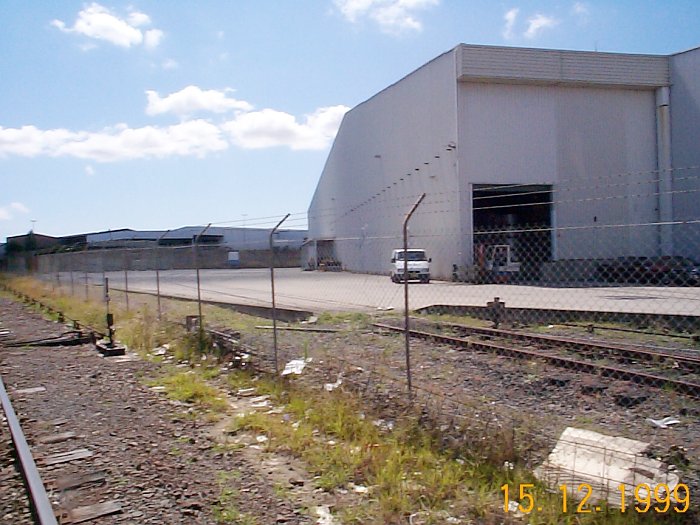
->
[104, 277, 113, 344]
[270, 214, 290, 374]
[155, 230, 171, 321]
[123, 249, 130, 312]
[195, 224, 212, 353]
[101, 246, 106, 291]
[403, 193, 426, 399]
[83, 241, 89, 301]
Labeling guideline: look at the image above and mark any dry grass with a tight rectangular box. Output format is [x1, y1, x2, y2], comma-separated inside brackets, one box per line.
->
[3, 274, 695, 524]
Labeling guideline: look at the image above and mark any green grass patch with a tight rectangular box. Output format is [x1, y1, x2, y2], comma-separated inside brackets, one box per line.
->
[224, 370, 696, 524]
[418, 312, 492, 329]
[148, 369, 228, 413]
[225, 372, 497, 522]
[315, 311, 372, 329]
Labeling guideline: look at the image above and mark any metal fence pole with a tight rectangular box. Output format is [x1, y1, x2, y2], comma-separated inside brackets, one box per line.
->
[195, 224, 212, 353]
[155, 230, 171, 321]
[123, 249, 129, 312]
[270, 213, 290, 374]
[83, 242, 89, 301]
[105, 277, 113, 345]
[101, 246, 106, 290]
[403, 193, 426, 399]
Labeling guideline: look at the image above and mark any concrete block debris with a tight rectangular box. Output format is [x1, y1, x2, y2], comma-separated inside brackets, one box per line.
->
[535, 427, 680, 508]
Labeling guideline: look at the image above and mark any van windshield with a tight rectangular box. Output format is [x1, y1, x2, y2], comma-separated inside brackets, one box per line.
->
[397, 251, 427, 261]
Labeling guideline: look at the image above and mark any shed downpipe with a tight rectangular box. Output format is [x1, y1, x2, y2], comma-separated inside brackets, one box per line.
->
[656, 86, 673, 255]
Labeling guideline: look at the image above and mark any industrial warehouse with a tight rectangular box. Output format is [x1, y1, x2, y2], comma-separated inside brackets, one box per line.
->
[307, 44, 700, 282]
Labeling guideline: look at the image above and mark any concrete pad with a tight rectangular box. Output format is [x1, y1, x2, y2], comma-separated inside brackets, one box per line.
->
[96, 268, 700, 316]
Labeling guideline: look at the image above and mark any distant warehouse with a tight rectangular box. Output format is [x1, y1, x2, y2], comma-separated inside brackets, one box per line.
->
[306, 44, 700, 281]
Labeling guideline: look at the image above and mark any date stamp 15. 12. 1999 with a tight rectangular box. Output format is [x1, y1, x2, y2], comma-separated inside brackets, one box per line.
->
[501, 482, 691, 514]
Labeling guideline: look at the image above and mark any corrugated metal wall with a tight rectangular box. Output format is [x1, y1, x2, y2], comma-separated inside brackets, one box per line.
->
[457, 45, 669, 88]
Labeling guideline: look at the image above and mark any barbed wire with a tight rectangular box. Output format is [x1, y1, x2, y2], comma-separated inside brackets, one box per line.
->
[312, 164, 700, 225]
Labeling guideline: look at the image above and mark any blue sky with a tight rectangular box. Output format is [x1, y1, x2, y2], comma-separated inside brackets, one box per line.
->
[1, 1, 699, 241]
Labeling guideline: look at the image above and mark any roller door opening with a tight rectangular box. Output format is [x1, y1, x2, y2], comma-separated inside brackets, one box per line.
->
[472, 184, 552, 281]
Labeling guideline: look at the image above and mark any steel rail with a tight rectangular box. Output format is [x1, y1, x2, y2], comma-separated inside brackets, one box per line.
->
[418, 317, 700, 374]
[373, 322, 700, 397]
[0, 376, 58, 525]
[2, 284, 106, 340]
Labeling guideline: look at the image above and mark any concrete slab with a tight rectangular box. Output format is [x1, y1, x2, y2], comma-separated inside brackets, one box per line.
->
[94, 268, 700, 317]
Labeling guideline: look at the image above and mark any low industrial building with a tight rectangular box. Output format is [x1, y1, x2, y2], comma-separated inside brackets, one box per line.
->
[307, 44, 700, 280]
[85, 227, 307, 251]
[3, 226, 308, 273]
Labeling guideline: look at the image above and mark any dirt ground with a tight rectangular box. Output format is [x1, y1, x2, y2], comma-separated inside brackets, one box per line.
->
[1, 288, 698, 523]
[262, 316, 700, 504]
[0, 297, 315, 524]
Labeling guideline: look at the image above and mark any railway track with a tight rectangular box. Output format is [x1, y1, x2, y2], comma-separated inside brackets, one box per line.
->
[429, 318, 700, 373]
[0, 374, 57, 525]
[373, 319, 700, 397]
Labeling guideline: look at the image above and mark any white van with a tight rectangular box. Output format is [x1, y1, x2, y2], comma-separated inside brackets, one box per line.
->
[390, 249, 431, 283]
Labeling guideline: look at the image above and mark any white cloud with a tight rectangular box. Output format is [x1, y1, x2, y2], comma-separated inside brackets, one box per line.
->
[572, 2, 589, 17]
[334, 0, 439, 34]
[10, 202, 30, 214]
[51, 3, 163, 49]
[572, 2, 590, 23]
[146, 86, 254, 117]
[161, 58, 179, 70]
[223, 105, 350, 150]
[502, 8, 519, 39]
[143, 29, 164, 49]
[127, 11, 151, 27]
[0, 84, 348, 161]
[57, 120, 229, 161]
[524, 13, 558, 39]
[0, 96, 348, 161]
[85, 165, 95, 176]
[0, 202, 30, 221]
[0, 121, 228, 162]
[0, 126, 84, 157]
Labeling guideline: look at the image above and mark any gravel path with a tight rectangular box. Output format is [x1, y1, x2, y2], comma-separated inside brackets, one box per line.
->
[0, 297, 310, 524]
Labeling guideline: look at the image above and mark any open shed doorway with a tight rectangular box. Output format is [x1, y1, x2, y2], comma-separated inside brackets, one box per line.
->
[301, 239, 340, 271]
[472, 184, 552, 280]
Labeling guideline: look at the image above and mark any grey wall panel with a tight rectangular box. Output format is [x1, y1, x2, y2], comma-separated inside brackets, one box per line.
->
[458, 45, 669, 88]
[308, 50, 461, 279]
[670, 48, 700, 261]
[458, 82, 658, 261]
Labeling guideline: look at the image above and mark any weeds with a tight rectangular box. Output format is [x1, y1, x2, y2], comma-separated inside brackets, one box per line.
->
[315, 311, 371, 329]
[213, 472, 258, 525]
[148, 370, 228, 413]
[225, 371, 504, 522]
[5, 275, 696, 524]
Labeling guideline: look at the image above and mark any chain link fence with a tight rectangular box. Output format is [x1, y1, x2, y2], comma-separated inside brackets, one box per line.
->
[5, 168, 700, 516]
